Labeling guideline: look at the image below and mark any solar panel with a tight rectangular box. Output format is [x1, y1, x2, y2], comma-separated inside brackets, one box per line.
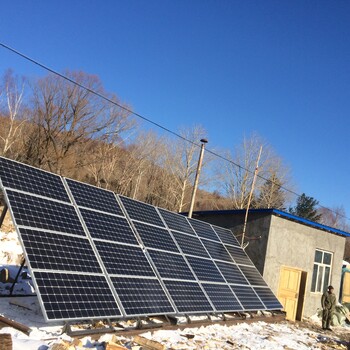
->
[0, 156, 282, 322]
[148, 250, 196, 280]
[19, 228, 102, 273]
[34, 271, 121, 320]
[202, 283, 243, 312]
[225, 244, 254, 266]
[158, 208, 196, 235]
[212, 225, 240, 246]
[186, 256, 225, 283]
[119, 195, 165, 227]
[215, 261, 249, 285]
[171, 231, 210, 258]
[94, 241, 156, 277]
[80, 208, 139, 245]
[0, 157, 70, 202]
[7, 190, 86, 236]
[163, 280, 214, 313]
[254, 287, 283, 310]
[133, 221, 179, 252]
[200, 239, 233, 262]
[66, 179, 123, 216]
[238, 265, 268, 286]
[230, 285, 265, 310]
[188, 217, 220, 241]
[111, 277, 175, 316]
[64, 181, 180, 317]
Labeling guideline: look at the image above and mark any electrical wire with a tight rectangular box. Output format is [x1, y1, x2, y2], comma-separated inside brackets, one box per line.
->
[1, 42, 349, 224]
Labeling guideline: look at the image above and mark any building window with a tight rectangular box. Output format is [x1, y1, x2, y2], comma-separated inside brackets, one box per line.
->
[311, 249, 333, 293]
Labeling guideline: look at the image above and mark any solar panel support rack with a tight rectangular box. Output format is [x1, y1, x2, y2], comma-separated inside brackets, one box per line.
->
[0, 204, 7, 227]
[0, 205, 34, 298]
[0, 156, 282, 326]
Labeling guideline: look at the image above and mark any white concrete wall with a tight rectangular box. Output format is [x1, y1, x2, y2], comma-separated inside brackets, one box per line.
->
[265, 215, 345, 317]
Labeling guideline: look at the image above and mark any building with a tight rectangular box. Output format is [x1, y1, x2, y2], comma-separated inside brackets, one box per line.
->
[192, 208, 350, 320]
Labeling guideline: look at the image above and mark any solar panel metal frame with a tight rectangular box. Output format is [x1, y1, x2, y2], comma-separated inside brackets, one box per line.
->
[33, 270, 122, 321]
[211, 224, 241, 247]
[156, 207, 247, 313]
[65, 178, 177, 318]
[230, 284, 266, 311]
[111, 275, 177, 316]
[0, 156, 282, 321]
[224, 243, 255, 266]
[187, 217, 221, 242]
[177, 215, 279, 312]
[118, 200, 216, 314]
[201, 282, 243, 312]
[127, 205, 278, 312]
[253, 286, 283, 310]
[0, 166, 123, 322]
[5, 189, 87, 236]
[0, 157, 71, 203]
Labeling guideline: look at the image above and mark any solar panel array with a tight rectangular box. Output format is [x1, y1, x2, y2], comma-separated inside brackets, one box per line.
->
[0, 157, 282, 322]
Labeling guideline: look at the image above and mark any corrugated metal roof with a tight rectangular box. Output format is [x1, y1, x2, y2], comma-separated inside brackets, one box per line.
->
[191, 208, 350, 238]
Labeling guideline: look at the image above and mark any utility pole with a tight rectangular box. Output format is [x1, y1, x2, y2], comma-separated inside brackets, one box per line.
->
[188, 138, 208, 218]
[241, 145, 263, 247]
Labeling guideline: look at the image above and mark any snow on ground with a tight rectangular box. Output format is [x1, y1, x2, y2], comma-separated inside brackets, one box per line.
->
[141, 322, 325, 349]
[0, 230, 34, 296]
[1, 229, 350, 349]
[0, 230, 23, 265]
[0, 294, 345, 350]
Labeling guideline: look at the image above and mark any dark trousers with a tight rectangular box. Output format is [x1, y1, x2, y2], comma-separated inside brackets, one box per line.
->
[322, 308, 332, 329]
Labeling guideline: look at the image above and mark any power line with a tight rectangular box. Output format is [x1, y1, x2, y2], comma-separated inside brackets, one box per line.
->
[1, 42, 349, 224]
[0, 42, 192, 145]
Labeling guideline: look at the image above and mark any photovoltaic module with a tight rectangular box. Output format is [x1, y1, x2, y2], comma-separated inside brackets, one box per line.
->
[0, 156, 282, 322]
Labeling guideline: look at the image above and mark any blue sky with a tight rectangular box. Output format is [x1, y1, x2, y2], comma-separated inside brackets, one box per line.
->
[1, 1, 350, 221]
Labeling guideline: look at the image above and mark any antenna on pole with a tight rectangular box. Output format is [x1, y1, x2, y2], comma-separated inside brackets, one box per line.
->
[241, 145, 263, 247]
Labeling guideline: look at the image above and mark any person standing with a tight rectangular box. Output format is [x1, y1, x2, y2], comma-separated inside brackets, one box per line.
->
[321, 285, 336, 330]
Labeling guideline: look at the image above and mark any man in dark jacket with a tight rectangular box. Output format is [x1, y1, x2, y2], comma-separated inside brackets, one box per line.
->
[321, 285, 336, 330]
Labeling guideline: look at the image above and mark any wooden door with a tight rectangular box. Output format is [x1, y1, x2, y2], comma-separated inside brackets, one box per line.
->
[342, 271, 350, 303]
[277, 266, 302, 321]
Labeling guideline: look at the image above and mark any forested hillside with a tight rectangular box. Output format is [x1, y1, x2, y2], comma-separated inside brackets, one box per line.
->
[0, 68, 348, 237]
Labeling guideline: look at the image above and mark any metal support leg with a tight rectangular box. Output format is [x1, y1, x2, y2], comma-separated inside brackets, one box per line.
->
[108, 319, 115, 331]
[165, 315, 178, 325]
[135, 318, 142, 329]
[9, 258, 26, 296]
[0, 205, 8, 229]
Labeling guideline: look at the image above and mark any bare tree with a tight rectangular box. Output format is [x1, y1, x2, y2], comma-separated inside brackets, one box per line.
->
[163, 125, 208, 212]
[256, 156, 293, 209]
[220, 134, 264, 209]
[88, 130, 165, 202]
[87, 136, 125, 189]
[25, 71, 132, 175]
[125, 131, 164, 200]
[318, 206, 350, 261]
[0, 69, 26, 158]
[220, 133, 292, 209]
[318, 206, 350, 231]
[257, 172, 282, 209]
